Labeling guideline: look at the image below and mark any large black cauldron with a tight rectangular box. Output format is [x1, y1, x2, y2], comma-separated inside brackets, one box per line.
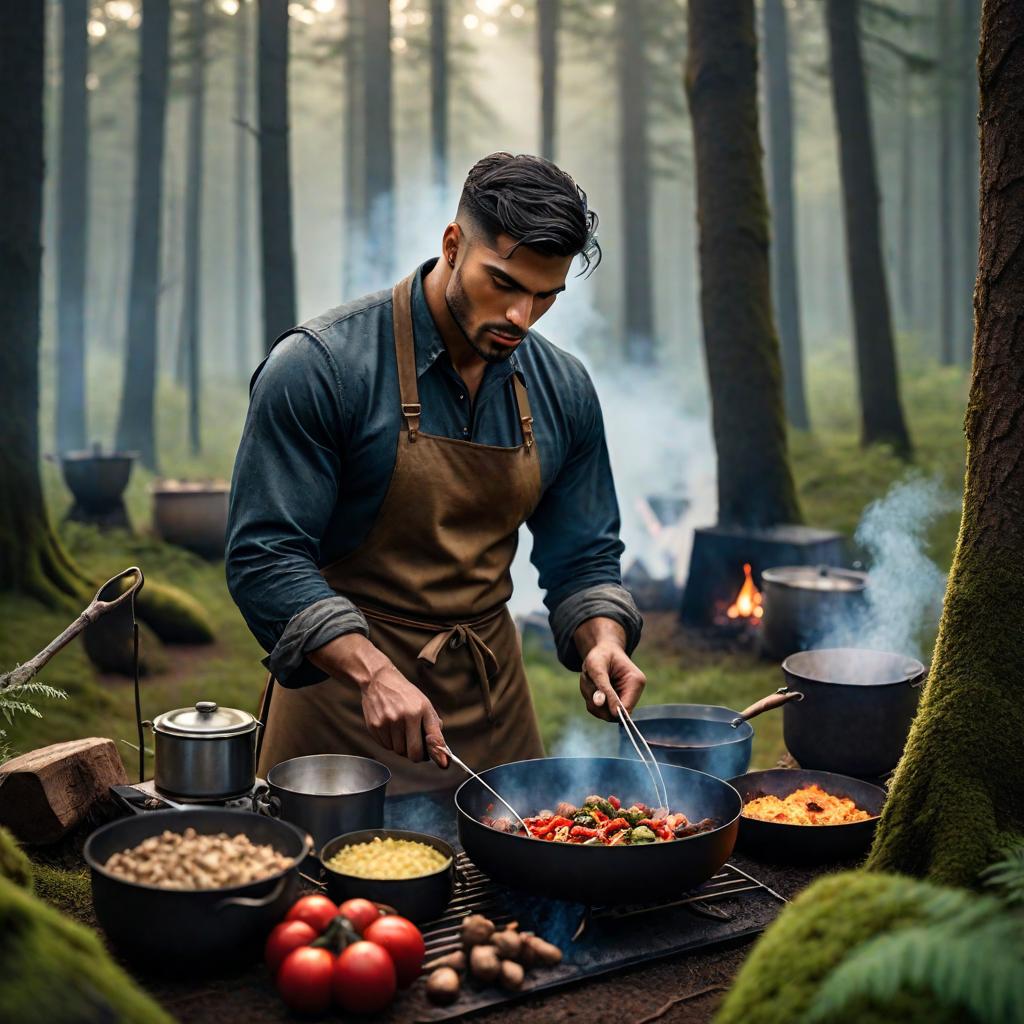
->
[456, 757, 740, 905]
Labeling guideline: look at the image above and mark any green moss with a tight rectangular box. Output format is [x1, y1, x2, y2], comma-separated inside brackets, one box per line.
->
[714, 873, 962, 1024]
[119, 575, 215, 645]
[0, 827, 33, 889]
[32, 863, 92, 923]
[0, 875, 172, 1024]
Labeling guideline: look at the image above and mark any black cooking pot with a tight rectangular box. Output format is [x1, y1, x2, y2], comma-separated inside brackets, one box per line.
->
[83, 808, 312, 973]
[779, 648, 926, 777]
[456, 757, 740, 906]
[729, 768, 886, 862]
[619, 693, 801, 779]
[320, 829, 455, 923]
[58, 448, 136, 514]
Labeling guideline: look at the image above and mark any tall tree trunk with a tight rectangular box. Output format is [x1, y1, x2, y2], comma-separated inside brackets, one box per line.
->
[257, 0, 297, 352]
[0, 0, 84, 603]
[537, 0, 559, 162]
[115, 0, 171, 470]
[959, 0, 981, 365]
[938, 0, 955, 365]
[56, 0, 89, 454]
[234, 0, 253, 380]
[343, 0, 363, 297]
[898, 61, 915, 325]
[429, 0, 447, 193]
[617, 0, 655, 365]
[762, 0, 809, 430]
[182, 0, 206, 454]
[685, 0, 802, 529]
[868, 0, 1023, 886]
[362, 0, 393, 285]
[825, 0, 913, 456]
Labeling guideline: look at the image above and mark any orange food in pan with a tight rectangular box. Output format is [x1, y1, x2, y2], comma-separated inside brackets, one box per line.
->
[741, 783, 872, 826]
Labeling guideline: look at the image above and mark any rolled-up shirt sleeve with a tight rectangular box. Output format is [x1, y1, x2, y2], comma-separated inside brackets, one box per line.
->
[226, 332, 368, 688]
[526, 369, 643, 672]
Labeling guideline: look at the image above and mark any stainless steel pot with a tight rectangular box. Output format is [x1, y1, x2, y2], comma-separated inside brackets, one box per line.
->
[147, 701, 260, 800]
[760, 565, 868, 660]
[259, 754, 390, 851]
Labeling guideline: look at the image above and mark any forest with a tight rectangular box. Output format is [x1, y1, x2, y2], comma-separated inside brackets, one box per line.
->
[0, 1, 1021, 1023]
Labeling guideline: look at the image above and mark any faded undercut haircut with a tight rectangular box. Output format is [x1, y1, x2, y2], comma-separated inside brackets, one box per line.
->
[457, 152, 602, 276]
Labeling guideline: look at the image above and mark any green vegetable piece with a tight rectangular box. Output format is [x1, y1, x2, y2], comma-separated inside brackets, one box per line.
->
[572, 813, 596, 828]
[630, 825, 658, 845]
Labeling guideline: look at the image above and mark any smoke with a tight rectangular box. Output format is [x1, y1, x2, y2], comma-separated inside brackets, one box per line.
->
[812, 474, 956, 659]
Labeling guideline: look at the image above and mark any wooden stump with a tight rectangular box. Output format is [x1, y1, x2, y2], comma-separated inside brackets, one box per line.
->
[0, 738, 128, 844]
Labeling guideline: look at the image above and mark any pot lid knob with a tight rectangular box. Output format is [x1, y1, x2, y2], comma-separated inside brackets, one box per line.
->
[196, 700, 218, 714]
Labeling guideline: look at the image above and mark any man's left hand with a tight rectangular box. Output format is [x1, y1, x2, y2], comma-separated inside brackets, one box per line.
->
[578, 634, 646, 722]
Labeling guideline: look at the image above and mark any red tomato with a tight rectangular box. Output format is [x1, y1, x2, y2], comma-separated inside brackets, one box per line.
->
[363, 915, 425, 988]
[264, 919, 318, 975]
[276, 947, 335, 1014]
[333, 940, 397, 1013]
[338, 897, 381, 935]
[285, 894, 339, 934]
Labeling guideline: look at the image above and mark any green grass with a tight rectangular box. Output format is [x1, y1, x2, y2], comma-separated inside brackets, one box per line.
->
[4, 342, 968, 777]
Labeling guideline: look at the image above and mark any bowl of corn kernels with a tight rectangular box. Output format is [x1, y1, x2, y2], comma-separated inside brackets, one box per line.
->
[320, 829, 455, 923]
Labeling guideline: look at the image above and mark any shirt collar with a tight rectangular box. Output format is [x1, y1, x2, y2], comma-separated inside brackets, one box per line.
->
[410, 258, 522, 382]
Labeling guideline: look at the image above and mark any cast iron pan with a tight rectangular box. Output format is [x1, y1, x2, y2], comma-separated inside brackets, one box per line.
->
[456, 756, 741, 905]
[728, 768, 885, 863]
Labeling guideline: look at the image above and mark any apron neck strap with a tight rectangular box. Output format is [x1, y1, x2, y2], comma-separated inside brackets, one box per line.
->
[392, 272, 421, 442]
[392, 269, 534, 451]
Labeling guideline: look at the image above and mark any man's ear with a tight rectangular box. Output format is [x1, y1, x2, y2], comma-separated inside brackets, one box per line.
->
[442, 222, 463, 269]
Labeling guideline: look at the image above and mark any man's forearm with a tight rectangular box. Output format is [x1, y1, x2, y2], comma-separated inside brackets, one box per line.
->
[307, 632, 391, 690]
[573, 616, 627, 661]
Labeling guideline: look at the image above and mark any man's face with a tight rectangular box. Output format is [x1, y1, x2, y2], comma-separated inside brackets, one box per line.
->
[444, 229, 573, 363]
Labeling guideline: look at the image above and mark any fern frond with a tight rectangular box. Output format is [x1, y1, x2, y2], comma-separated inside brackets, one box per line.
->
[5, 681, 67, 702]
[0, 700, 43, 723]
[806, 914, 1024, 1024]
[982, 845, 1024, 907]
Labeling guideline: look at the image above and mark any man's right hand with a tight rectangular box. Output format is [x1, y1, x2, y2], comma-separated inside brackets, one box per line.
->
[308, 634, 449, 768]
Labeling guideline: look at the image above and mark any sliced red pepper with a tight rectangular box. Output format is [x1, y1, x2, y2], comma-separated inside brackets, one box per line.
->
[569, 825, 601, 838]
[532, 816, 573, 838]
[608, 795, 621, 810]
[591, 808, 609, 823]
[602, 817, 629, 834]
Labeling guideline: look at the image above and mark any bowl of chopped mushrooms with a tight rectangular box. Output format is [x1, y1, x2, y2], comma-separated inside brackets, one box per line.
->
[83, 808, 313, 971]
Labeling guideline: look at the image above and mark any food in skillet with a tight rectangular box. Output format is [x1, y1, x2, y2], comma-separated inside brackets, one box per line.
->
[481, 793, 717, 845]
[741, 783, 872, 825]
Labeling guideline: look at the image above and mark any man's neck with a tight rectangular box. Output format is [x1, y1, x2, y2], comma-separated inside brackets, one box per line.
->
[422, 258, 487, 394]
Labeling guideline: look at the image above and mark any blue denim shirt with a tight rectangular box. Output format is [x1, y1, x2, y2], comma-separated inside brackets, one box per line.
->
[226, 259, 642, 686]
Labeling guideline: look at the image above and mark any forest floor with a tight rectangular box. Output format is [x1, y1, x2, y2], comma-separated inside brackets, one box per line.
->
[4, 338, 968, 772]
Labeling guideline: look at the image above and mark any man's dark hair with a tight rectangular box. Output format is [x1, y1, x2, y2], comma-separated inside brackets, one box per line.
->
[457, 152, 601, 275]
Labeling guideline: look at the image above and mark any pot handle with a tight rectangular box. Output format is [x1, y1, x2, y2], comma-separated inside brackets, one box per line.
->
[731, 687, 804, 727]
[252, 782, 281, 818]
[214, 873, 290, 913]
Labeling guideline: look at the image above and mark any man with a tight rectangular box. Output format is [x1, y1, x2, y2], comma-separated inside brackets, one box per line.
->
[227, 153, 645, 793]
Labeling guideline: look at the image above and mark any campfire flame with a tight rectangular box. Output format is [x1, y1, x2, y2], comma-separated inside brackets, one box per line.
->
[726, 563, 763, 621]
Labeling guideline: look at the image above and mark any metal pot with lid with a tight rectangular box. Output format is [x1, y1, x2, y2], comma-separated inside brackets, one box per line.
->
[146, 701, 261, 800]
[760, 565, 868, 660]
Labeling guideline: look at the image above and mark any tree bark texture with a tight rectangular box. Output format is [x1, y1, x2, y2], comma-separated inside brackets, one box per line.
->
[959, 0, 981, 365]
[182, 0, 206, 454]
[617, 0, 655, 365]
[939, 0, 956, 365]
[234, 0, 253, 380]
[685, 0, 802, 529]
[0, 0, 83, 603]
[115, 0, 171, 470]
[868, 0, 1024, 887]
[56, 0, 89, 454]
[362, 0, 393, 285]
[538, 0, 559, 162]
[825, 0, 913, 456]
[430, 0, 448, 193]
[258, 0, 297, 352]
[762, 0, 809, 430]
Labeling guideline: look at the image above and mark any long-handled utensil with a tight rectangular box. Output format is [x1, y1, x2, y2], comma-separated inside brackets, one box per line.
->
[443, 745, 531, 836]
[617, 705, 669, 813]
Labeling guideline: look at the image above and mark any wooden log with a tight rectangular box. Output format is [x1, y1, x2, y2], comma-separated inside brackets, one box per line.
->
[0, 738, 127, 844]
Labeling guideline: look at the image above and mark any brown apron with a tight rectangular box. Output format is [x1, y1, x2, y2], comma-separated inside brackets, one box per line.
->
[256, 272, 546, 793]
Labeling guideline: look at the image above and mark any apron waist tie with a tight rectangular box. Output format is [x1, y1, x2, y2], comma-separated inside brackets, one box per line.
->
[358, 605, 503, 723]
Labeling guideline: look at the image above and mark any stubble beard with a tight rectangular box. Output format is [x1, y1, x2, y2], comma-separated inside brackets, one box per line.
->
[445, 268, 518, 365]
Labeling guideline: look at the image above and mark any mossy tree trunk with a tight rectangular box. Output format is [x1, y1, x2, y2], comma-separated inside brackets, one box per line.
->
[762, 0, 810, 431]
[115, 0, 170, 470]
[938, 0, 956, 366]
[868, 0, 1024, 886]
[233, 0, 253, 382]
[685, 0, 802, 528]
[258, 0, 297, 352]
[825, 0, 913, 457]
[0, 0, 86, 606]
[537, 0, 559, 162]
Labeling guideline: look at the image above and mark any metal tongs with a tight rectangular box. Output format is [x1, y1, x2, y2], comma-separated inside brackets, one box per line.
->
[617, 705, 669, 814]
[443, 744, 532, 837]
